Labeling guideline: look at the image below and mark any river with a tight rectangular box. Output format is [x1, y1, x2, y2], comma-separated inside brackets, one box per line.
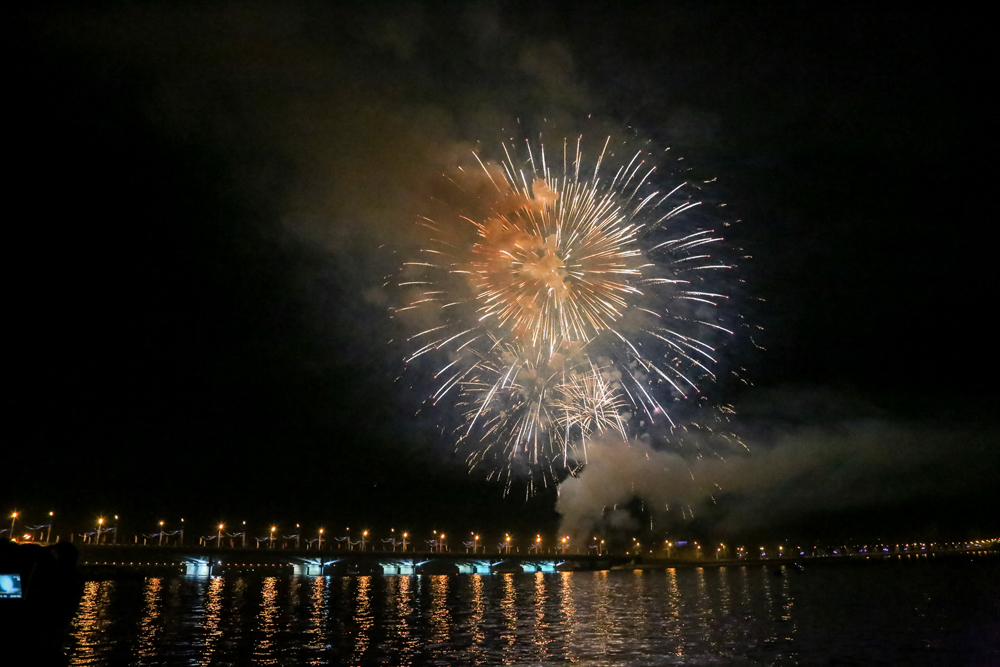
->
[64, 557, 998, 665]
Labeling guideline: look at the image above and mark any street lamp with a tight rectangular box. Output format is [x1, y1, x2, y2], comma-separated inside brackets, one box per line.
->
[97, 518, 104, 545]
[505, 534, 511, 554]
[9, 512, 17, 543]
[318, 528, 324, 551]
[561, 536, 568, 554]
[402, 532, 408, 552]
[113, 516, 119, 545]
[47, 512, 54, 544]
[592, 536, 603, 556]
[362, 530, 368, 552]
[473, 533, 480, 554]
[217, 523, 224, 548]
[270, 526, 276, 549]
[179, 518, 184, 546]
[159, 521, 165, 546]
[295, 524, 301, 550]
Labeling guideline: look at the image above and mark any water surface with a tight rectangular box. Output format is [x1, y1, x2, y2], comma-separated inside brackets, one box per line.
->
[66, 559, 999, 665]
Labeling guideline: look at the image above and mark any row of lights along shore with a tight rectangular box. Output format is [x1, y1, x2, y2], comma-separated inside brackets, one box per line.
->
[6, 510, 997, 558]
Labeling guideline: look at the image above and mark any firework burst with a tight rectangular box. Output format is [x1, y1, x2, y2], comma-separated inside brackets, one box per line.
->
[398, 134, 739, 486]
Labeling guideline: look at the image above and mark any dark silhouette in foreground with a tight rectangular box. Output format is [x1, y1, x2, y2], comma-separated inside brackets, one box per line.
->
[0, 541, 84, 666]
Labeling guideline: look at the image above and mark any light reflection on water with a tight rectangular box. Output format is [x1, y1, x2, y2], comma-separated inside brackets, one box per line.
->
[136, 578, 162, 665]
[351, 576, 372, 663]
[64, 561, 999, 666]
[198, 576, 223, 665]
[305, 576, 326, 659]
[429, 575, 451, 662]
[499, 572, 517, 659]
[68, 581, 109, 664]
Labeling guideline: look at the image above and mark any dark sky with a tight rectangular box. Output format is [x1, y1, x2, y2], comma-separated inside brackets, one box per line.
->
[9, 3, 997, 545]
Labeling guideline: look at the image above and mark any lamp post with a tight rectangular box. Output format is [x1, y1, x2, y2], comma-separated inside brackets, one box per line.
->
[296, 524, 301, 550]
[179, 518, 184, 546]
[159, 521, 165, 546]
[98, 518, 104, 545]
[505, 534, 511, 555]
[47, 512, 53, 544]
[561, 536, 568, 554]
[270, 526, 276, 549]
[9, 512, 17, 542]
[217, 524, 224, 548]
[402, 532, 408, 552]
[361, 530, 368, 552]
[473, 533, 480, 554]
[318, 528, 324, 551]
[242, 521, 247, 548]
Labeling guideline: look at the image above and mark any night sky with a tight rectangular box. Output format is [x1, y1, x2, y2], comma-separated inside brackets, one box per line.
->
[9, 4, 998, 545]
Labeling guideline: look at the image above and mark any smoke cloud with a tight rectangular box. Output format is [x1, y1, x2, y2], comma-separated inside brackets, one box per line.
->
[557, 388, 998, 540]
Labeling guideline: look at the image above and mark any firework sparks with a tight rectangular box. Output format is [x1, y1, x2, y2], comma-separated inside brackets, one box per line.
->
[398, 134, 737, 484]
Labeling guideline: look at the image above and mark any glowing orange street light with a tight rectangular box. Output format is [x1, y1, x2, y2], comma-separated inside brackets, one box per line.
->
[217, 523, 224, 547]
[47, 512, 54, 544]
[9, 512, 17, 542]
[318, 528, 325, 551]
[98, 518, 104, 545]
[159, 521, 165, 546]
[402, 532, 409, 552]
[270, 526, 276, 549]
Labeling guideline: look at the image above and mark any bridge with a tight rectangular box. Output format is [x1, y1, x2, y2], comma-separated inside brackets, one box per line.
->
[75, 544, 636, 578]
[73, 543, 998, 579]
